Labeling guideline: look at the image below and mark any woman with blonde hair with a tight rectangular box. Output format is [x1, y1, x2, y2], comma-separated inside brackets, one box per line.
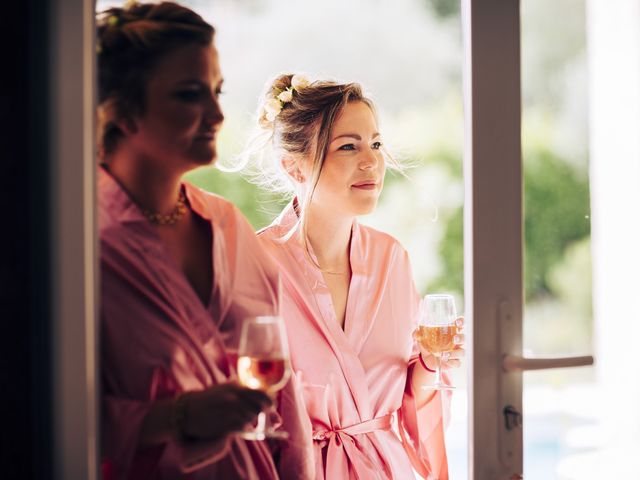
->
[247, 74, 464, 479]
[97, 4, 311, 479]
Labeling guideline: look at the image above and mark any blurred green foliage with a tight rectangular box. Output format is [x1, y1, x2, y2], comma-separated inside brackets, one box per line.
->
[429, 147, 590, 301]
[424, 0, 459, 19]
[523, 149, 591, 299]
[185, 166, 288, 230]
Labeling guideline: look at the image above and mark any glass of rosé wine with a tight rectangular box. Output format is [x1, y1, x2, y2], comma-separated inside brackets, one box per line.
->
[415, 294, 458, 390]
[236, 316, 291, 440]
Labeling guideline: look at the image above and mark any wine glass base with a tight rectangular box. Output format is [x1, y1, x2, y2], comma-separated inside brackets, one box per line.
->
[237, 429, 289, 441]
[422, 384, 455, 391]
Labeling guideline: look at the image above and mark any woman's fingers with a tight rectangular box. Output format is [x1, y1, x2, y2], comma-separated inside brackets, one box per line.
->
[184, 384, 273, 440]
[231, 385, 272, 412]
[442, 359, 461, 369]
[447, 348, 465, 359]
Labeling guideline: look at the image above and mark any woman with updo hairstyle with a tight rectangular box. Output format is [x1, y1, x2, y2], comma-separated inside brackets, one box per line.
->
[247, 74, 465, 479]
[97, 4, 311, 479]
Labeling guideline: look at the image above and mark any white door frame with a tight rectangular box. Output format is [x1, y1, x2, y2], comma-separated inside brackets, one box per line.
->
[50, 0, 99, 478]
[463, 1, 524, 478]
[463, 2, 594, 479]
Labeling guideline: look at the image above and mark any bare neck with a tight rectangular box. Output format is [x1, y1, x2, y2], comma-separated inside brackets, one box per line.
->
[105, 150, 183, 214]
[305, 203, 354, 272]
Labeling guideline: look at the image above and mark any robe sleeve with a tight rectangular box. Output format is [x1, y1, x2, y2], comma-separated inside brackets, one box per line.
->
[100, 241, 165, 479]
[217, 205, 281, 347]
[398, 359, 452, 480]
[273, 371, 315, 480]
[103, 391, 232, 479]
[102, 394, 157, 479]
[229, 205, 280, 316]
[395, 248, 453, 480]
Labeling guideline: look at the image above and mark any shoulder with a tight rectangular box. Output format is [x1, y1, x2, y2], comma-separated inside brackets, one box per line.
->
[184, 183, 262, 241]
[355, 223, 414, 278]
[256, 222, 283, 243]
[356, 223, 407, 256]
[185, 183, 239, 219]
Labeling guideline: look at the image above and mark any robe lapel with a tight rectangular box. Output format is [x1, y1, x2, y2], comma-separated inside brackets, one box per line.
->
[344, 222, 392, 357]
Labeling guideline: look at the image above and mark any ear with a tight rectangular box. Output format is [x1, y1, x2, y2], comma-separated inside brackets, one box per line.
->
[281, 156, 306, 183]
[116, 116, 138, 136]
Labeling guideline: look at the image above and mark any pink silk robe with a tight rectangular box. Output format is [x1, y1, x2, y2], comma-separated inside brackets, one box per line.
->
[99, 169, 312, 480]
[258, 203, 452, 480]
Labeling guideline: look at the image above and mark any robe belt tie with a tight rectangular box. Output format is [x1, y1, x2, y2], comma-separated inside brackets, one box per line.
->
[312, 413, 393, 441]
[312, 414, 394, 479]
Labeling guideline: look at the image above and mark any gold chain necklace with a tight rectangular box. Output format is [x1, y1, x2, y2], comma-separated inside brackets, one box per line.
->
[141, 190, 188, 226]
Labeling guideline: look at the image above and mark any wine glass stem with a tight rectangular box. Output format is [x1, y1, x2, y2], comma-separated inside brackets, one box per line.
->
[256, 411, 267, 434]
[435, 355, 443, 385]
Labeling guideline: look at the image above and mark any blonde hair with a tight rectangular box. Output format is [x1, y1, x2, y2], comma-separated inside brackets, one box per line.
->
[243, 74, 405, 269]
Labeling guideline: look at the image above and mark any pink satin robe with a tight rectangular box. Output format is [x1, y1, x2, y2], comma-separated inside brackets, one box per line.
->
[99, 170, 312, 480]
[258, 203, 451, 480]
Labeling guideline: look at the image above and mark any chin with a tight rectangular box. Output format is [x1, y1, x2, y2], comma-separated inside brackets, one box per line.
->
[190, 146, 217, 166]
[352, 199, 379, 216]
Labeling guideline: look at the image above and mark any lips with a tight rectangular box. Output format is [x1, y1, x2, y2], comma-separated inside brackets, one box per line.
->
[351, 180, 378, 190]
[195, 131, 216, 142]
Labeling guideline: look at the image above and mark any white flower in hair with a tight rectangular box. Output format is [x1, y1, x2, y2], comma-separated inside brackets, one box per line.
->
[264, 98, 283, 122]
[278, 88, 293, 103]
[291, 74, 310, 90]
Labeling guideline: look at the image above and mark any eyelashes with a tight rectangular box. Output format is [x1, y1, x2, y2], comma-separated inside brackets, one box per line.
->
[337, 141, 383, 151]
[175, 90, 202, 102]
[174, 87, 224, 103]
[338, 144, 356, 151]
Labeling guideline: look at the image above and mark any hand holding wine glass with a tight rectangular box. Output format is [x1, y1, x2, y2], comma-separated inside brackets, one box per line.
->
[236, 316, 291, 440]
[413, 294, 465, 390]
[173, 383, 272, 442]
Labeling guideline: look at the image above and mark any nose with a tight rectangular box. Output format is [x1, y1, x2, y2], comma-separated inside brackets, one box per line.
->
[359, 148, 379, 170]
[204, 93, 224, 127]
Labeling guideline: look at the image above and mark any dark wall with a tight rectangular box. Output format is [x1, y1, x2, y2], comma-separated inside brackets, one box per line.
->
[1, 1, 52, 478]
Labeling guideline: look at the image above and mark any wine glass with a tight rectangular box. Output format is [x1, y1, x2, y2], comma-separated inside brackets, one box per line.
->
[236, 316, 291, 440]
[416, 294, 457, 390]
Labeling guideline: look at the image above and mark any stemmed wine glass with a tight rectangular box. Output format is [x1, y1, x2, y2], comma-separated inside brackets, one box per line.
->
[416, 294, 458, 390]
[236, 316, 291, 440]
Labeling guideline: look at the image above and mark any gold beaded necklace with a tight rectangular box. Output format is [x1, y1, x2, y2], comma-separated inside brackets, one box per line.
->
[141, 189, 188, 226]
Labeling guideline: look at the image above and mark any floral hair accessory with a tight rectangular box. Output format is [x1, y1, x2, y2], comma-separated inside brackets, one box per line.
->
[264, 98, 283, 122]
[263, 74, 311, 123]
[277, 89, 293, 103]
[107, 15, 119, 27]
[291, 74, 310, 90]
